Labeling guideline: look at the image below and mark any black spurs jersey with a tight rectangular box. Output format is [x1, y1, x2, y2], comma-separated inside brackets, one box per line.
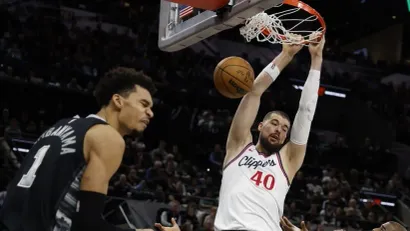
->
[0, 115, 107, 231]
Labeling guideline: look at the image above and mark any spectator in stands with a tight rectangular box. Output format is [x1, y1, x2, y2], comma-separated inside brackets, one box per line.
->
[285, 201, 302, 224]
[4, 118, 21, 139]
[151, 140, 168, 161]
[367, 211, 378, 223]
[181, 202, 200, 231]
[127, 167, 140, 186]
[164, 153, 178, 170]
[146, 160, 167, 188]
[320, 190, 346, 225]
[203, 207, 217, 231]
[161, 200, 183, 227]
[112, 174, 132, 197]
[171, 145, 182, 162]
[344, 198, 363, 220]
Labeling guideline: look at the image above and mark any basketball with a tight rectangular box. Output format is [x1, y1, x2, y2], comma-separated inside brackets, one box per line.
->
[213, 56, 255, 99]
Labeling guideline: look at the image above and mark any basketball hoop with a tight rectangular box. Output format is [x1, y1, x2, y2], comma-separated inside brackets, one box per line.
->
[239, 0, 326, 45]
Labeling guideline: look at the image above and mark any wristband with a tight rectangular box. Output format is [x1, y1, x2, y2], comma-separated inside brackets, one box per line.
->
[263, 63, 280, 82]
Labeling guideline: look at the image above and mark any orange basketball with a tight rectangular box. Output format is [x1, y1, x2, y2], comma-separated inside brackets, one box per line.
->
[213, 56, 255, 99]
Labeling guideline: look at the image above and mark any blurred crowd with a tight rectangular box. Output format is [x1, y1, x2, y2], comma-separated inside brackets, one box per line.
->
[1, 2, 410, 231]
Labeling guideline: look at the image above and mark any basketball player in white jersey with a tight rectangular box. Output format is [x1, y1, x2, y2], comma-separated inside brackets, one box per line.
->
[214, 33, 325, 231]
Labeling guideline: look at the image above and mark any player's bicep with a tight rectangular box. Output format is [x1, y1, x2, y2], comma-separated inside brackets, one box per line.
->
[80, 126, 125, 194]
[227, 93, 259, 148]
[224, 93, 260, 167]
[80, 154, 112, 194]
[280, 142, 306, 181]
[288, 142, 306, 166]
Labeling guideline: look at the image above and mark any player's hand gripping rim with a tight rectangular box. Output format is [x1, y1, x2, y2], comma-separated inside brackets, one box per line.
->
[154, 218, 181, 231]
[282, 33, 304, 57]
[308, 32, 325, 58]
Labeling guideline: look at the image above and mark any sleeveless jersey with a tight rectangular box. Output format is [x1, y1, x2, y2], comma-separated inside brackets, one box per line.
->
[0, 115, 107, 231]
[214, 143, 290, 231]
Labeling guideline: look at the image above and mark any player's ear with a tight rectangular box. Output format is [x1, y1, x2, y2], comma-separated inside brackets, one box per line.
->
[112, 94, 124, 109]
[258, 122, 264, 132]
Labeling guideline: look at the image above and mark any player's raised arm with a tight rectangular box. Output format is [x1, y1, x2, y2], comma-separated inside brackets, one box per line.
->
[224, 40, 303, 167]
[283, 33, 325, 177]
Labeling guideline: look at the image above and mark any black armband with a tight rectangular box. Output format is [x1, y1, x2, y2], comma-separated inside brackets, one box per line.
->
[71, 190, 134, 231]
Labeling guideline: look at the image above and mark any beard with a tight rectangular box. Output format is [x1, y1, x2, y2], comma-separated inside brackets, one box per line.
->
[259, 135, 283, 155]
[129, 129, 143, 138]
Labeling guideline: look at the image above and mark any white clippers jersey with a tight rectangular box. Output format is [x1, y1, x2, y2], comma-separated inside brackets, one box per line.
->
[214, 143, 290, 231]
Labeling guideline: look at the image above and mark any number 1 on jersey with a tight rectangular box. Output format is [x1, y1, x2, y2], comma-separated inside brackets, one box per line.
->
[17, 145, 50, 188]
[250, 170, 275, 190]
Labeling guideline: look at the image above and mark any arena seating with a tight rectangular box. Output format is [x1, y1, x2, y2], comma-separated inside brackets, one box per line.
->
[0, 2, 409, 231]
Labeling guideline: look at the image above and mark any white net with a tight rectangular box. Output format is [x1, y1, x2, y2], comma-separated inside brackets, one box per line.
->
[239, 4, 324, 45]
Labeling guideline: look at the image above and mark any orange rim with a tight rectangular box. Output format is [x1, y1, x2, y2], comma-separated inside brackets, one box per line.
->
[261, 0, 326, 40]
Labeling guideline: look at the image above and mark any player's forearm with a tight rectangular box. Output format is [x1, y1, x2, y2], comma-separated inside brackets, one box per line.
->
[273, 51, 295, 72]
[310, 57, 322, 71]
[72, 190, 135, 231]
[251, 51, 293, 95]
[290, 62, 322, 145]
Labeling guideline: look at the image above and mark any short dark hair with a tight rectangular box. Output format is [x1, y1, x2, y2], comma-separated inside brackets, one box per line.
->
[94, 67, 157, 107]
[389, 221, 407, 231]
[262, 110, 291, 123]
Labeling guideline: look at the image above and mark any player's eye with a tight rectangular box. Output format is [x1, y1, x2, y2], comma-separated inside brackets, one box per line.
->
[140, 100, 149, 107]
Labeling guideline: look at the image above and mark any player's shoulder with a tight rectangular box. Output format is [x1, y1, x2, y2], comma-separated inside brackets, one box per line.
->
[227, 139, 253, 151]
[85, 124, 125, 151]
[230, 142, 255, 154]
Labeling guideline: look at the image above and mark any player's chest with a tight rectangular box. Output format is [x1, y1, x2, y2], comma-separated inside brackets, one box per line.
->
[235, 154, 284, 190]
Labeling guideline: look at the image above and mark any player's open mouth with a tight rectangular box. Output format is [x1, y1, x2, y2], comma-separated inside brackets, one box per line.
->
[141, 120, 149, 126]
[269, 134, 279, 141]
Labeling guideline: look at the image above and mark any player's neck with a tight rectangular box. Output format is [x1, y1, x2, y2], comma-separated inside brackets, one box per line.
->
[96, 108, 126, 136]
[255, 141, 280, 155]
[255, 142, 270, 155]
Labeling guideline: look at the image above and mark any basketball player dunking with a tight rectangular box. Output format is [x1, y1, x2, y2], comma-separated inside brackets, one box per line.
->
[0, 67, 179, 231]
[214, 33, 325, 231]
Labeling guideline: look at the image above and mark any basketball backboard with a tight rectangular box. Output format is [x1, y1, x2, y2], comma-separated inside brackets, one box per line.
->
[158, 0, 282, 52]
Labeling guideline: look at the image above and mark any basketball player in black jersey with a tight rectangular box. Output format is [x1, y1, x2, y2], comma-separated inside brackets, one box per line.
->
[0, 67, 180, 231]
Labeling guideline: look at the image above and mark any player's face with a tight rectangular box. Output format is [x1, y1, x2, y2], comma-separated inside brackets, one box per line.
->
[258, 114, 290, 153]
[118, 86, 154, 135]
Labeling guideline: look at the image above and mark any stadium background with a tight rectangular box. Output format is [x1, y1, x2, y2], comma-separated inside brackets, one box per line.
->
[0, 0, 410, 230]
